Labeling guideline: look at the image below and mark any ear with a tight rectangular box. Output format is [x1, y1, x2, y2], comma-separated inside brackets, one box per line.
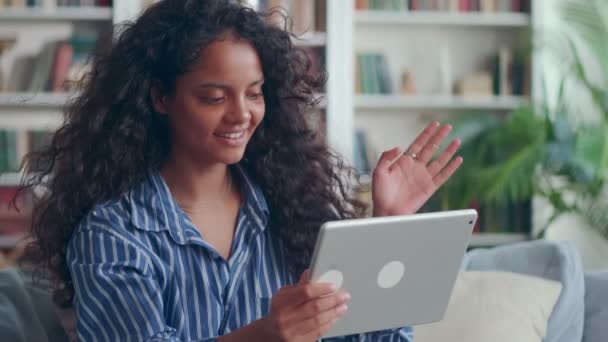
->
[151, 84, 170, 115]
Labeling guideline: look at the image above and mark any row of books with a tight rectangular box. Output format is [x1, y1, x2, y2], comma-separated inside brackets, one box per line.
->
[0, 0, 111, 7]
[455, 46, 530, 97]
[5, 35, 98, 93]
[356, 46, 530, 97]
[356, 0, 530, 12]
[355, 53, 393, 95]
[0, 129, 53, 173]
[256, 0, 327, 34]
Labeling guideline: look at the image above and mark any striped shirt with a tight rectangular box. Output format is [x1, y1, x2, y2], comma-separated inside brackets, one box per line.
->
[67, 165, 413, 341]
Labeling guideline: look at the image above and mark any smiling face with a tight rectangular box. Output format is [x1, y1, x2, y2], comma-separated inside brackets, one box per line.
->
[154, 33, 265, 167]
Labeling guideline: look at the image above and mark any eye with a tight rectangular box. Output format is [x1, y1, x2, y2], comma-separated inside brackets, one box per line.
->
[201, 97, 224, 104]
[247, 92, 264, 100]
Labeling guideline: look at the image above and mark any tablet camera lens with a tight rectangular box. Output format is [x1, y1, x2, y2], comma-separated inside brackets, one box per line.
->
[469, 220, 473, 224]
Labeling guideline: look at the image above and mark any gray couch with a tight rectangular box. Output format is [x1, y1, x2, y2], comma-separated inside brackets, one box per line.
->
[0, 240, 606, 341]
[463, 240, 608, 342]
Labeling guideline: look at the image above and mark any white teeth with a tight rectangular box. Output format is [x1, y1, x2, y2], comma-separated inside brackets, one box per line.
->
[216, 131, 245, 139]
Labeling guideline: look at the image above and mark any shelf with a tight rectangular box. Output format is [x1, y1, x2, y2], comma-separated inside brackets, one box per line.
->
[468, 233, 529, 247]
[355, 95, 527, 111]
[0, 7, 112, 21]
[0, 92, 71, 107]
[293, 32, 326, 47]
[0, 92, 68, 129]
[355, 11, 531, 27]
[0, 173, 22, 187]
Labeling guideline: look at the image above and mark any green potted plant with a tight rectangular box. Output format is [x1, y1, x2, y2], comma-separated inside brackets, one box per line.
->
[442, 0, 608, 242]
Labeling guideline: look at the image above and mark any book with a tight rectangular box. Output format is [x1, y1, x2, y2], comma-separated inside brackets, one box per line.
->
[291, 0, 315, 35]
[354, 129, 371, 174]
[357, 0, 527, 12]
[357, 53, 393, 95]
[50, 41, 74, 92]
[314, 0, 326, 32]
[0, 130, 19, 173]
[376, 54, 393, 94]
[28, 40, 59, 92]
[480, 0, 496, 12]
[499, 46, 513, 96]
[2, 0, 111, 8]
[455, 71, 493, 96]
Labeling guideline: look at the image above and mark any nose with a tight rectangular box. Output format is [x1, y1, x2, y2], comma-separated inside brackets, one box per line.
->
[225, 96, 251, 124]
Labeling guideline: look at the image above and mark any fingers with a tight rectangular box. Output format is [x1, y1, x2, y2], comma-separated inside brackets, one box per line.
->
[301, 316, 339, 341]
[295, 301, 348, 337]
[405, 121, 440, 157]
[269, 283, 348, 341]
[417, 124, 453, 164]
[279, 282, 337, 308]
[433, 156, 464, 187]
[427, 138, 461, 176]
[295, 291, 351, 321]
[299, 269, 311, 284]
[374, 147, 402, 174]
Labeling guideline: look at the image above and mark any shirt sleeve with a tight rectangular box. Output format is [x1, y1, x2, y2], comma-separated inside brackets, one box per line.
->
[323, 326, 414, 342]
[67, 223, 218, 342]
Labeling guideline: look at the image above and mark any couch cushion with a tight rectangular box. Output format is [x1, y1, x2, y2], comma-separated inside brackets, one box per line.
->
[583, 271, 608, 342]
[0, 268, 69, 342]
[461, 240, 585, 342]
[413, 271, 562, 342]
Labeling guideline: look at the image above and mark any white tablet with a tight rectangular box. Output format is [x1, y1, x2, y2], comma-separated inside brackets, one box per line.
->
[310, 209, 477, 338]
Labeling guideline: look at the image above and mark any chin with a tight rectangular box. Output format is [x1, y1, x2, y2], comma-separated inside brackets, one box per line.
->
[219, 149, 246, 165]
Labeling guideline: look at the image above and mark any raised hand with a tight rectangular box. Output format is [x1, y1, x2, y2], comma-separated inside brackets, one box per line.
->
[371, 121, 463, 217]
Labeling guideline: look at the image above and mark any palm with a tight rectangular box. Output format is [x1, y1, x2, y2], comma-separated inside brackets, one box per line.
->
[371, 122, 463, 217]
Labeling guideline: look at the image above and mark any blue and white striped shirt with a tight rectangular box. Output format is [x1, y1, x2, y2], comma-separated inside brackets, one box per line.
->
[67, 165, 413, 341]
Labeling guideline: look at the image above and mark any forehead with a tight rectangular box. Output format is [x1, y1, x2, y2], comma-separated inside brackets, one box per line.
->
[187, 35, 263, 81]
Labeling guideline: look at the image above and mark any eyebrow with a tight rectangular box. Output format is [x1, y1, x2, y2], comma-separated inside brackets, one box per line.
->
[198, 78, 264, 89]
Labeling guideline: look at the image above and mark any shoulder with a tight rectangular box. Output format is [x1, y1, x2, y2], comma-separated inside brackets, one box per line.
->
[66, 198, 153, 273]
[75, 196, 132, 238]
[68, 190, 142, 260]
[73, 171, 161, 238]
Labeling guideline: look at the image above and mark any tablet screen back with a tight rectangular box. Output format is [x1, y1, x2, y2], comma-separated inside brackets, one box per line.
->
[310, 209, 477, 338]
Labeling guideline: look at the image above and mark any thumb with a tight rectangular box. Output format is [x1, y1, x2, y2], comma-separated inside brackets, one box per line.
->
[299, 269, 311, 284]
[375, 147, 402, 172]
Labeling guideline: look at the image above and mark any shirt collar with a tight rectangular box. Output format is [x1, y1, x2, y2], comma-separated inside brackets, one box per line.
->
[128, 164, 270, 244]
[233, 164, 270, 230]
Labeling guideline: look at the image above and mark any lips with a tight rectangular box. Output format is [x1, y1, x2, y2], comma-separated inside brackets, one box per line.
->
[214, 131, 246, 139]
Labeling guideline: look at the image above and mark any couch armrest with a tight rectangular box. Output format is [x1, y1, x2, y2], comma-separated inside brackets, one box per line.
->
[462, 240, 585, 342]
[583, 271, 608, 342]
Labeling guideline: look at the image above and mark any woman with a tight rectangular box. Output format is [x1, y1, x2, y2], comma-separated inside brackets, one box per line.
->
[22, 0, 462, 341]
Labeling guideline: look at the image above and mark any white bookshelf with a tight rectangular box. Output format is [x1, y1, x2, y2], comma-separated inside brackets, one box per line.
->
[355, 11, 531, 27]
[469, 233, 529, 247]
[323, 0, 537, 247]
[355, 95, 526, 111]
[325, 0, 535, 162]
[0, 7, 113, 21]
[0, 2, 132, 131]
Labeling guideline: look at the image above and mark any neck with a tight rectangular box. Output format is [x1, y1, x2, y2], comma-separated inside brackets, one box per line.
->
[160, 153, 233, 208]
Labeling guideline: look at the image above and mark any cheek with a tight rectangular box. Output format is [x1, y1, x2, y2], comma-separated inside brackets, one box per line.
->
[251, 103, 265, 127]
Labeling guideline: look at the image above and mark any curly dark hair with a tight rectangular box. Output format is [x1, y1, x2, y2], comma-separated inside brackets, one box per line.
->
[20, 0, 366, 308]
